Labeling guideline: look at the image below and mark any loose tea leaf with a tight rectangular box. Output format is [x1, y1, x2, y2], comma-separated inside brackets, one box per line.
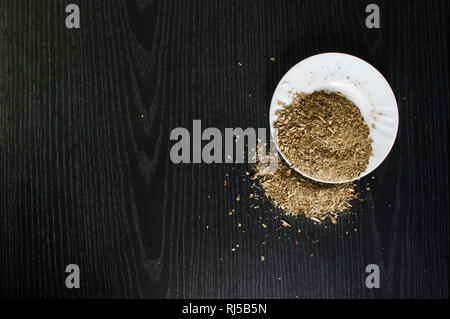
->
[253, 158, 357, 222]
[274, 90, 373, 182]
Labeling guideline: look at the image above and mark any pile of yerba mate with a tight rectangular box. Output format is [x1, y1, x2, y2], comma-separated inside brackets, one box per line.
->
[253, 91, 372, 223]
[274, 90, 372, 183]
[253, 157, 356, 223]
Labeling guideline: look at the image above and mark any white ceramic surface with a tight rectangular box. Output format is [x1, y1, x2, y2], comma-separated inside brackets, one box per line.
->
[269, 52, 399, 183]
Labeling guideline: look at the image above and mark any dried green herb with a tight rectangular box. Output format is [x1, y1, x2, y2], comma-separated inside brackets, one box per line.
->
[274, 90, 373, 182]
[253, 158, 357, 223]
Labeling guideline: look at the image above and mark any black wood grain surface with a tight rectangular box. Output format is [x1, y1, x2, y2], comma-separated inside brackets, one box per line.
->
[0, 0, 448, 298]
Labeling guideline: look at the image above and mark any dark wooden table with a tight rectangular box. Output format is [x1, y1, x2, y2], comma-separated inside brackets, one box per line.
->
[0, 0, 448, 299]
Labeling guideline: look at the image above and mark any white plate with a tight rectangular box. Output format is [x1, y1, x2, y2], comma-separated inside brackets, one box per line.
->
[269, 52, 399, 183]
